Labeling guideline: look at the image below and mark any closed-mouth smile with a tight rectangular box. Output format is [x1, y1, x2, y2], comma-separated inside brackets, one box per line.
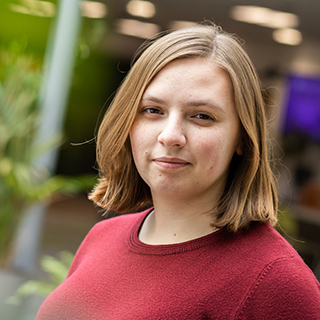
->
[153, 157, 190, 169]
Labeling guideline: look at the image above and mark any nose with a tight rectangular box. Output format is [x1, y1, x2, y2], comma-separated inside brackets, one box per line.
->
[158, 116, 186, 148]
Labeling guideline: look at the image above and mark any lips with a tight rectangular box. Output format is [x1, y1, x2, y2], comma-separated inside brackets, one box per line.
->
[153, 157, 190, 169]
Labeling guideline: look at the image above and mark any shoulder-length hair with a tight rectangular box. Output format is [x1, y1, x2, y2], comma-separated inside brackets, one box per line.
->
[89, 22, 278, 232]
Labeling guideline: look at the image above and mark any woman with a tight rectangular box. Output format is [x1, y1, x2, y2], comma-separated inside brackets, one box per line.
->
[37, 23, 320, 319]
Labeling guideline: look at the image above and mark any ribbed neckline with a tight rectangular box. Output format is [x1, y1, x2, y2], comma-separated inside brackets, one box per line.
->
[127, 208, 227, 255]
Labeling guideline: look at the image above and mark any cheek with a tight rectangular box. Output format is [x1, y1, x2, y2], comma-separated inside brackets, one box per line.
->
[195, 131, 223, 155]
[129, 127, 141, 163]
[195, 137, 219, 170]
[130, 123, 153, 167]
[196, 133, 233, 171]
[130, 123, 145, 150]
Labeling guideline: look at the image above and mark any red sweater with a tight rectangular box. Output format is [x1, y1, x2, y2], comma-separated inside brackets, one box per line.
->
[37, 209, 320, 319]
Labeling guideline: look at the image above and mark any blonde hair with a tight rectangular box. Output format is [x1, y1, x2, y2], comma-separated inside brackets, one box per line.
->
[89, 22, 278, 232]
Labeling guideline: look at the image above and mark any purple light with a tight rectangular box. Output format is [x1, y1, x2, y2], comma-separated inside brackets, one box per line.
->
[283, 74, 320, 141]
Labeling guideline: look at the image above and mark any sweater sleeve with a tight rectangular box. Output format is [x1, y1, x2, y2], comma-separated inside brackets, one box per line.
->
[235, 256, 320, 320]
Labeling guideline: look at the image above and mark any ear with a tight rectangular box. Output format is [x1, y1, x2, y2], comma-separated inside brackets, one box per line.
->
[235, 141, 243, 156]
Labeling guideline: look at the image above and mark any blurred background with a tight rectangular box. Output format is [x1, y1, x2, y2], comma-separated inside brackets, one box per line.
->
[0, 0, 320, 319]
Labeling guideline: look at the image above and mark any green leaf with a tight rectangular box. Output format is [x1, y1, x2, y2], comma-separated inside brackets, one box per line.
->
[6, 251, 75, 306]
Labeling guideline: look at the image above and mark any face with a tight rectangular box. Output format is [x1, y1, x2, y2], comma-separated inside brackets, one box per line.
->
[130, 58, 242, 207]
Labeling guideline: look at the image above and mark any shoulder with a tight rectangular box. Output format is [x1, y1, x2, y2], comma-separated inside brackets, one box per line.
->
[235, 255, 320, 319]
[85, 208, 152, 241]
[88, 210, 147, 237]
[230, 223, 320, 319]
[232, 222, 299, 262]
[67, 209, 150, 275]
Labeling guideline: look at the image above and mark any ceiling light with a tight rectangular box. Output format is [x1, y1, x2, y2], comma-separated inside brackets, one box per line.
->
[116, 19, 160, 39]
[273, 28, 302, 46]
[10, 0, 55, 17]
[265, 11, 299, 29]
[230, 6, 299, 29]
[126, 0, 156, 19]
[81, 1, 107, 19]
[168, 20, 197, 30]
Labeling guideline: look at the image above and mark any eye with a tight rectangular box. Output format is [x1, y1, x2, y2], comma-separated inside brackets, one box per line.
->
[142, 107, 163, 114]
[192, 113, 214, 121]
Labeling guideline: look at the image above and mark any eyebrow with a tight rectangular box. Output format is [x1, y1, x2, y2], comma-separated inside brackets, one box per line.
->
[141, 95, 226, 114]
[141, 95, 166, 105]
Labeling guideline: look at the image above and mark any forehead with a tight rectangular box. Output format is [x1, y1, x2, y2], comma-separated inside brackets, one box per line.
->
[144, 57, 231, 89]
[141, 58, 234, 109]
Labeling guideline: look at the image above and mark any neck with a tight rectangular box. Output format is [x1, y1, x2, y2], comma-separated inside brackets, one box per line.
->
[139, 197, 218, 245]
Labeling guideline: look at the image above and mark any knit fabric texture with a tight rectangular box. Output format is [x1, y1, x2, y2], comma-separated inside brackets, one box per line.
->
[36, 208, 320, 319]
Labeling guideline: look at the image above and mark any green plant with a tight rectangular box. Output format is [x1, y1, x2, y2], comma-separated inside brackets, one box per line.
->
[6, 250, 74, 305]
[0, 43, 95, 267]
